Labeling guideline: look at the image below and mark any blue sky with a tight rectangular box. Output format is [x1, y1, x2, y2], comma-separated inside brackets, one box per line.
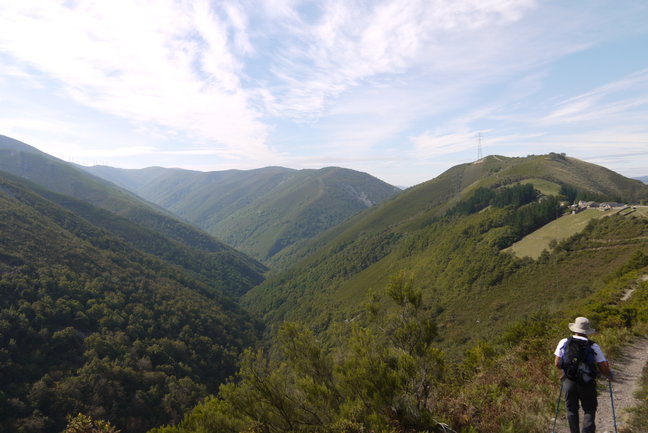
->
[0, 0, 647, 186]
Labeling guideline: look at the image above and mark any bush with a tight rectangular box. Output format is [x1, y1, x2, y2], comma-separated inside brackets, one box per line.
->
[62, 413, 120, 433]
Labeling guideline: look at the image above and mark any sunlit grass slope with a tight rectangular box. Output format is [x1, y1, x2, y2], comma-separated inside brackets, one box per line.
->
[505, 208, 611, 259]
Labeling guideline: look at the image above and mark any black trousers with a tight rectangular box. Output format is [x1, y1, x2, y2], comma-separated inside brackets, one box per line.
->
[563, 378, 597, 433]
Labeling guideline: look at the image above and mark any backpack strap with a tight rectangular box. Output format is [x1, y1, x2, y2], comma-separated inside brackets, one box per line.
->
[559, 337, 572, 370]
[585, 339, 597, 365]
[561, 336, 573, 357]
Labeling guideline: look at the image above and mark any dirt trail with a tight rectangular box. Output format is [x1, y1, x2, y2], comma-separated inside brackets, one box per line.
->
[552, 275, 648, 432]
[622, 275, 648, 302]
[552, 337, 648, 433]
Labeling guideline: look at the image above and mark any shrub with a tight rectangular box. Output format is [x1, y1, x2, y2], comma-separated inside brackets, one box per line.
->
[62, 413, 120, 433]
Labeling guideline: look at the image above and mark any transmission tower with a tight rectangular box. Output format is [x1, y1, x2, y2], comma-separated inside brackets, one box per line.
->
[477, 132, 483, 160]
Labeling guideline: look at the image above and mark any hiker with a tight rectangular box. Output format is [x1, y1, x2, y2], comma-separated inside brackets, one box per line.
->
[554, 316, 612, 433]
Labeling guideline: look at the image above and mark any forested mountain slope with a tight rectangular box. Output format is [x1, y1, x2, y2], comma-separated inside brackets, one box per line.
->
[0, 173, 262, 433]
[154, 210, 648, 433]
[84, 164, 401, 264]
[242, 154, 648, 347]
[0, 135, 265, 297]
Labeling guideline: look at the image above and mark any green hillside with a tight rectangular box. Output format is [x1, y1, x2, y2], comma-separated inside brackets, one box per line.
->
[153, 212, 648, 433]
[270, 153, 646, 267]
[84, 164, 401, 264]
[0, 174, 261, 433]
[242, 154, 648, 345]
[0, 135, 266, 297]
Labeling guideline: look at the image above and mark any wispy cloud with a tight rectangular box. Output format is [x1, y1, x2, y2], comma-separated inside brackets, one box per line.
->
[257, 0, 538, 120]
[411, 130, 478, 157]
[409, 65, 648, 165]
[0, 0, 647, 185]
[0, 0, 270, 157]
[0, 0, 597, 154]
[544, 68, 648, 124]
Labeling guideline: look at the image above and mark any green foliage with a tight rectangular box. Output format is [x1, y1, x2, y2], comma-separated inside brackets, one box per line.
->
[167, 245, 648, 433]
[244, 229, 402, 325]
[505, 208, 610, 259]
[41, 192, 266, 297]
[0, 176, 261, 433]
[448, 190, 565, 251]
[439, 254, 648, 433]
[447, 187, 496, 216]
[62, 413, 120, 433]
[627, 363, 648, 431]
[382, 271, 437, 358]
[503, 196, 564, 241]
[447, 183, 538, 217]
[606, 250, 648, 282]
[154, 275, 446, 433]
[558, 183, 615, 203]
[492, 183, 537, 208]
[462, 341, 497, 373]
[247, 200, 648, 360]
[245, 161, 648, 373]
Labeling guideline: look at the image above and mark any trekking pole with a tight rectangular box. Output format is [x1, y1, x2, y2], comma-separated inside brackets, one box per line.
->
[552, 379, 564, 433]
[609, 378, 618, 433]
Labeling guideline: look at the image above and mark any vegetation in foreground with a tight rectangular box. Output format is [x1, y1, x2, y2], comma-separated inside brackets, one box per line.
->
[152, 221, 648, 432]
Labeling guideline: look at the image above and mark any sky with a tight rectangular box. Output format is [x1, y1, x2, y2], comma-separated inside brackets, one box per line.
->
[0, 1, 647, 187]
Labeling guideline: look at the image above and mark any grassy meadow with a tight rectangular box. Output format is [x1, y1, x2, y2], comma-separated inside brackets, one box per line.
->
[507, 206, 648, 259]
[505, 208, 611, 259]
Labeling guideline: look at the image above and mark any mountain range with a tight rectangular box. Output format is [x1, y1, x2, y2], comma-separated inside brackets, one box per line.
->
[83, 164, 400, 264]
[2, 135, 648, 433]
[0, 135, 265, 298]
